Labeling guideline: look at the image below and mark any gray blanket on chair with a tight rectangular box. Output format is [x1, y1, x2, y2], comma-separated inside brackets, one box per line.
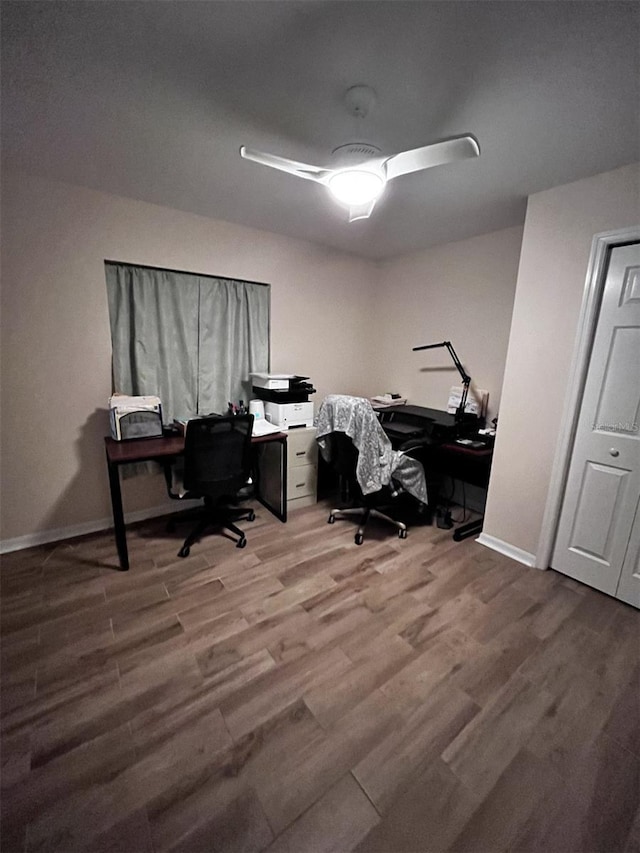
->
[315, 395, 428, 505]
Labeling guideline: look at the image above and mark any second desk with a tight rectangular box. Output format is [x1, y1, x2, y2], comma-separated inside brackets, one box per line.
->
[105, 429, 287, 570]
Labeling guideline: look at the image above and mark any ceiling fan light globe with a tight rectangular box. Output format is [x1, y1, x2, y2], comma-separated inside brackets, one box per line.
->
[327, 170, 385, 206]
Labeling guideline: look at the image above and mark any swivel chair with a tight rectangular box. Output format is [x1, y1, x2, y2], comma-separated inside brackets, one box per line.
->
[323, 431, 408, 545]
[165, 414, 255, 556]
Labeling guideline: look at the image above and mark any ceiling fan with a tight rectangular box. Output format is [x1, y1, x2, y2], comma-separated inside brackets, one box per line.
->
[239, 86, 480, 222]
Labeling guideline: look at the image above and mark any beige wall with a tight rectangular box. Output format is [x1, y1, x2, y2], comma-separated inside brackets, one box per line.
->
[483, 162, 640, 558]
[0, 170, 376, 543]
[6, 162, 633, 553]
[373, 226, 524, 424]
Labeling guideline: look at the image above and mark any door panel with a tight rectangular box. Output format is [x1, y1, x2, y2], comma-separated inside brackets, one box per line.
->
[615, 496, 640, 607]
[594, 327, 640, 430]
[569, 461, 631, 566]
[552, 243, 640, 603]
[620, 264, 640, 305]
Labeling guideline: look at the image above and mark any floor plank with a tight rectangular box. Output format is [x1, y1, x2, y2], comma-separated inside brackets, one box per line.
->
[266, 773, 379, 853]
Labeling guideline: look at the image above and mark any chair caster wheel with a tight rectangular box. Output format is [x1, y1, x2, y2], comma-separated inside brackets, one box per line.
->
[247, 510, 255, 522]
[398, 529, 408, 539]
[178, 545, 190, 558]
[328, 515, 336, 524]
[236, 537, 247, 549]
[355, 533, 364, 545]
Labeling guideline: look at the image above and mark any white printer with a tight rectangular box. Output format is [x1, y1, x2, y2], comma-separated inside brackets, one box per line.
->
[264, 401, 314, 430]
[109, 394, 163, 440]
[251, 373, 315, 430]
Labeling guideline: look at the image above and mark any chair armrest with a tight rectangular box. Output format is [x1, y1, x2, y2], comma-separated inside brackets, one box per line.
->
[398, 437, 433, 455]
[389, 481, 405, 499]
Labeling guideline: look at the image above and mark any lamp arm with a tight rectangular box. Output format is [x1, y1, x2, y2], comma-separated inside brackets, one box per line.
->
[442, 341, 470, 386]
[412, 340, 471, 422]
[412, 340, 470, 386]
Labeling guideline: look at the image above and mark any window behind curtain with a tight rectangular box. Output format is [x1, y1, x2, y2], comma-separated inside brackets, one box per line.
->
[105, 263, 270, 422]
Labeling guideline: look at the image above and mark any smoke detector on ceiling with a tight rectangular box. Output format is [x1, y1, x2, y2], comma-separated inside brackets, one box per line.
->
[343, 84, 377, 119]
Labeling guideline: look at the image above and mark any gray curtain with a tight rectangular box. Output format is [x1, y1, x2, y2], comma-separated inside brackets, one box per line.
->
[199, 277, 271, 415]
[105, 263, 270, 423]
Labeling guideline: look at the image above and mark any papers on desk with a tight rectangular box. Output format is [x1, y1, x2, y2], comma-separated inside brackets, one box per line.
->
[251, 373, 297, 390]
[447, 386, 489, 417]
[252, 418, 282, 437]
[370, 395, 407, 408]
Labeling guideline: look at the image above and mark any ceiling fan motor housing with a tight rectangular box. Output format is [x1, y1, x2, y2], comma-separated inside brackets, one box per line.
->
[331, 142, 382, 167]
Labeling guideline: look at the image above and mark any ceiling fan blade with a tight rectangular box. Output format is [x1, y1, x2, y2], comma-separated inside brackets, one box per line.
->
[347, 198, 378, 222]
[239, 146, 329, 183]
[384, 135, 480, 181]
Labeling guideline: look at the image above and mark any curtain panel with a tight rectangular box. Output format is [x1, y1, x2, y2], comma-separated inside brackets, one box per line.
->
[105, 263, 270, 422]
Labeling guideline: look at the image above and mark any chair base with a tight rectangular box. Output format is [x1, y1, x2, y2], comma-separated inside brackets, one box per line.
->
[328, 505, 407, 545]
[177, 504, 255, 557]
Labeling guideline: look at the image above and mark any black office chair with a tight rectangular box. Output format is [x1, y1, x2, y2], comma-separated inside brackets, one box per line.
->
[165, 414, 255, 555]
[323, 431, 409, 545]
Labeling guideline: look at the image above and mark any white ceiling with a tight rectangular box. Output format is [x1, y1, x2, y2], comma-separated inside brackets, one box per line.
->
[2, 1, 639, 260]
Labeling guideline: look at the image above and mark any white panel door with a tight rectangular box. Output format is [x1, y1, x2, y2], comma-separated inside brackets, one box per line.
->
[551, 243, 640, 603]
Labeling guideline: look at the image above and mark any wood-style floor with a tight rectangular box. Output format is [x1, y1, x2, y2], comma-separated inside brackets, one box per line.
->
[1, 499, 639, 853]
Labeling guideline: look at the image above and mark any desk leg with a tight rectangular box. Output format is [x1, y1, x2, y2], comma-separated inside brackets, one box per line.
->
[453, 517, 484, 541]
[106, 453, 129, 570]
[281, 436, 287, 521]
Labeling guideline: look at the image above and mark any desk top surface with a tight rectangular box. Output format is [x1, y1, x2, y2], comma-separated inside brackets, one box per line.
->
[105, 430, 286, 464]
[379, 404, 456, 423]
[440, 442, 493, 457]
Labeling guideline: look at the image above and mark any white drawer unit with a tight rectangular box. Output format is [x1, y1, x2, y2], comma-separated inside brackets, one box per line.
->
[288, 426, 318, 468]
[286, 426, 318, 512]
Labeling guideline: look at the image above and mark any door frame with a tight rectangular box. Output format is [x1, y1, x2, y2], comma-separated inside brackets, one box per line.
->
[536, 226, 640, 570]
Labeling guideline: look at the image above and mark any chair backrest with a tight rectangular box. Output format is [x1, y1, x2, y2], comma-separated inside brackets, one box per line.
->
[183, 414, 254, 498]
[317, 395, 395, 496]
[322, 431, 366, 500]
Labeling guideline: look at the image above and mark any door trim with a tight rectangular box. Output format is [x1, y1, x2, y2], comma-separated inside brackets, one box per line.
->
[536, 226, 640, 570]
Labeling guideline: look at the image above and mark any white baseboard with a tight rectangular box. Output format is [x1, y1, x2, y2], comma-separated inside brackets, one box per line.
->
[476, 533, 537, 568]
[0, 500, 201, 555]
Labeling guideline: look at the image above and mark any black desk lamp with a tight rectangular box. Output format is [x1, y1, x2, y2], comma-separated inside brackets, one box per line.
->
[412, 340, 471, 425]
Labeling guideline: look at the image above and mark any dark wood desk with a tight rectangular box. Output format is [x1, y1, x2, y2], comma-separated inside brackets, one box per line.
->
[105, 430, 287, 570]
[392, 435, 493, 539]
[377, 407, 493, 539]
[432, 442, 493, 540]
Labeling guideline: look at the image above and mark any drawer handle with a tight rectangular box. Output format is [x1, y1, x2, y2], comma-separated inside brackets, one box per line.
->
[295, 451, 306, 456]
[296, 482, 305, 488]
